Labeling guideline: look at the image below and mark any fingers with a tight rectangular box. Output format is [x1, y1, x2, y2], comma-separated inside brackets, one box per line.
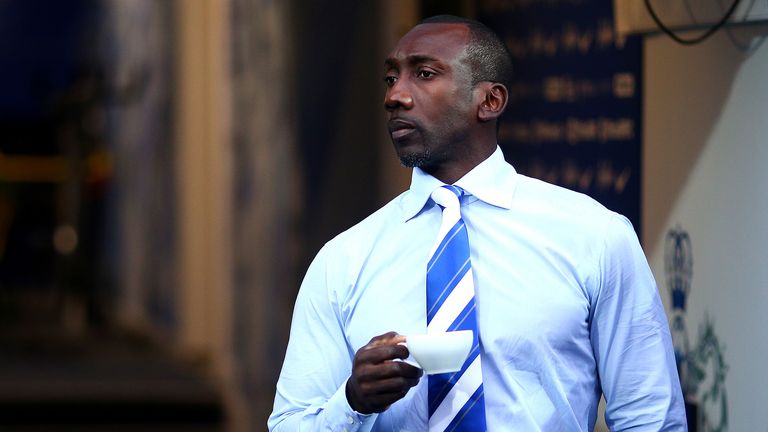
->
[354, 359, 423, 384]
[365, 331, 407, 349]
[355, 371, 422, 395]
[354, 389, 411, 412]
[356, 342, 409, 365]
[346, 331, 423, 414]
[347, 362, 422, 413]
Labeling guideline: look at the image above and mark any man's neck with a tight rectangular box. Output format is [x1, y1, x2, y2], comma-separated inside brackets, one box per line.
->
[423, 141, 496, 184]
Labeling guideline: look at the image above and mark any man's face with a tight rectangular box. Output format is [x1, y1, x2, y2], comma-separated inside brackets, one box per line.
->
[383, 23, 477, 169]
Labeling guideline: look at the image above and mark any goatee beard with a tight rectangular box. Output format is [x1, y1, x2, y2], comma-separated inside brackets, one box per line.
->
[399, 149, 431, 168]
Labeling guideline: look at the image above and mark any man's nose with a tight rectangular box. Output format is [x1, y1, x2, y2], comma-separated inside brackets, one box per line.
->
[384, 80, 414, 111]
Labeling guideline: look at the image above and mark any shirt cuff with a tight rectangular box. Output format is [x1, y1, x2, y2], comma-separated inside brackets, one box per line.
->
[324, 378, 378, 431]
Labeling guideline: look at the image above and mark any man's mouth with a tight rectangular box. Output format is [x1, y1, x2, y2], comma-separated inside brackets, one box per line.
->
[392, 128, 415, 139]
[388, 119, 416, 140]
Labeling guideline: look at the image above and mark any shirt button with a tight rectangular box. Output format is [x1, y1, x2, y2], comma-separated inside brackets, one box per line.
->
[347, 415, 355, 424]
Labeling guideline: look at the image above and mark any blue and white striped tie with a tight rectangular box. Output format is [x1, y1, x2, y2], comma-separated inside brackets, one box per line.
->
[426, 185, 486, 432]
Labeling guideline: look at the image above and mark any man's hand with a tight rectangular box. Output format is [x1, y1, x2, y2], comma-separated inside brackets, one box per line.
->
[345, 331, 423, 414]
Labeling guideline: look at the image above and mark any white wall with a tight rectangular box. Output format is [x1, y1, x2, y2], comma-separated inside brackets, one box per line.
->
[644, 24, 768, 431]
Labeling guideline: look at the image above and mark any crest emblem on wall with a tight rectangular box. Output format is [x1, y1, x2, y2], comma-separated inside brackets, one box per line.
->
[665, 227, 728, 431]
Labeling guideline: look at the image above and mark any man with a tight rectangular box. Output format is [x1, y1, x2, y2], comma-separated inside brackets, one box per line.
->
[269, 15, 685, 431]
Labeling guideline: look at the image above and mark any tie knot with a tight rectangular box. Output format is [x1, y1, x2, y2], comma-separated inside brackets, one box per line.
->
[431, 185, 463, 209]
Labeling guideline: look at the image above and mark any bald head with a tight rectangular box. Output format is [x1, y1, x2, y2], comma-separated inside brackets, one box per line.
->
[419, 15, 514, 91]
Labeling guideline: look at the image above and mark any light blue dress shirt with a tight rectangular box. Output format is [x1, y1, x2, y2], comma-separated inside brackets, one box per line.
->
[268, 147, 686, 431]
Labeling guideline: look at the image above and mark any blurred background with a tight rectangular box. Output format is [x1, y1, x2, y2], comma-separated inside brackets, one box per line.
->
[0, 0, 765, 430]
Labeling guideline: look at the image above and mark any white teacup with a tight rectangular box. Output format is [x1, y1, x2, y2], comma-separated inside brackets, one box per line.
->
[405, 330, 473, 375]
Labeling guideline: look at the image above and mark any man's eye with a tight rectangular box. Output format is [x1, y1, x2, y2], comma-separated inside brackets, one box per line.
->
[383, 76, 397, 86]
[417, 70, 435, 79]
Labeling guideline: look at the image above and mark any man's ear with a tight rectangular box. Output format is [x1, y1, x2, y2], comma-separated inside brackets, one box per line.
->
[477, 83, 508, 122]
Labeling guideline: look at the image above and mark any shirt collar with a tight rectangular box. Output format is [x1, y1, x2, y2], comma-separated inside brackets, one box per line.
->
[400, 146, 518, 221]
